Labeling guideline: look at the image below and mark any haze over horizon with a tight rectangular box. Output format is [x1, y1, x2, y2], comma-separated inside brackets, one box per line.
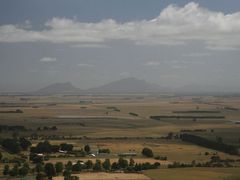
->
[1, 0, 240, 93]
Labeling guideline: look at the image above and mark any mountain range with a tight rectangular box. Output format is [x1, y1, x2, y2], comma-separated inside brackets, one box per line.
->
[34, 77, 163, 95]
[32, 77, 240, 95]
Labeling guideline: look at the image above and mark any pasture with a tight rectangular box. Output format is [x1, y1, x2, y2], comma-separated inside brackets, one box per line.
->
[0, 94, 240, 179]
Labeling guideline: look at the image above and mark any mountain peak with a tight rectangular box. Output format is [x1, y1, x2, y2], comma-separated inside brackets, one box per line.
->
[36, 82, 80, 95]
[88, 77, 161, 93]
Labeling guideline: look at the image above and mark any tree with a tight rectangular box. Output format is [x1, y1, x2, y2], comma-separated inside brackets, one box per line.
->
[63, 169, 71, 179]
[93, 159, 102, 171]
[84, 144, 90, 153]
[65, 161, 73, 171]
[142, 162, 152, 170]
[35, 163, 44, 173]
[51, 126, 57, 130]
[72, 162, 82, 172]
[216, 136, 223, 144]
[166, 132, 174, 139]
[102, 159, 111, 171]
[3, 164, 10, 175]
[134, 163, 142, 171]
[111, 162, 118, 170]
[85, 160, 93, 169]
[19, 137, 31, 150]
[32, 140, 58, 153]
[9, 164, 19, 176]
[153, 162, 161, 168]
[30, 153, 43, 164]
[55, 162, 63, 174]
[19, 166, 29, 177]
[129, 158, 135, 167]
[68, 176, 79, 180]
[23, 162, 30, 169]
[36, 173, 45, 180]
[44, 163, 56, 178]
[60, 143, 73, 152]
[2, 138, 21, 153]
[118, 157, 128, 169]
[142, 148, 154, 157]
[98, 148, 110, 154]
[0, 152, 2, 160]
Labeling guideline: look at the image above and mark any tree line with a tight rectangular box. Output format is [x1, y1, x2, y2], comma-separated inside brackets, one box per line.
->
[180, 133, 239, 155]
[3, 158, 160, 179]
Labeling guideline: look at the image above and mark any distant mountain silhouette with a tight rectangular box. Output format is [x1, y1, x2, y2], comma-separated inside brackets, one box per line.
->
[35, 82, 80, 95]
[32, 79, 240, 95]
[34, 78, 166, 95]
[175, 84, 240, 95]
[87, 77, 162, 93]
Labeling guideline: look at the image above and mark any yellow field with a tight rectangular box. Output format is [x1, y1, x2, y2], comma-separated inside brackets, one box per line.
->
[53, 172, 150, 180]
[45, 139, 239, 164]
[1, 95, 240, 179]
[144, 168, 240, 180]
[1, 95, 240, 137]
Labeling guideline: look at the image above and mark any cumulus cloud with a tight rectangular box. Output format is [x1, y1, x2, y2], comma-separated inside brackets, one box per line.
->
[40, 57, 57, 62]
[1, 2, 240, 49]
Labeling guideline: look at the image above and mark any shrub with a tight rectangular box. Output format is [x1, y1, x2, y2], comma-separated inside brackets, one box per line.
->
[84, 144, 90, 153]
[142, 148, 154, 157]
[98, 148, 110, 154]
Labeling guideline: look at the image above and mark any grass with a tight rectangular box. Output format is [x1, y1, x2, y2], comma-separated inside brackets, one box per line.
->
[223, 176, 240, 180]
[144, 168, 240, 180]
[0, 95, 240, 179]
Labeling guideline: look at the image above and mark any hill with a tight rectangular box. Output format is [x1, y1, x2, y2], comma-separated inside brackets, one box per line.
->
[87, 77, 162, 94]
[35, 82, 80, 95]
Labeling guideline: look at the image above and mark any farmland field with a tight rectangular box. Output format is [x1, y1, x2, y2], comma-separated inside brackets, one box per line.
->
[0, 94, 240, 179]
[144, 168, 240, 180]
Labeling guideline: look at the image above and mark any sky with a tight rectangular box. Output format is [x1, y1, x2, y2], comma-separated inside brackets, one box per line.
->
[0, 0, 240, 92]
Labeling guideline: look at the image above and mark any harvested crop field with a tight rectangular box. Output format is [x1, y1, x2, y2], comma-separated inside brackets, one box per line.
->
[53, 172, 150, 180]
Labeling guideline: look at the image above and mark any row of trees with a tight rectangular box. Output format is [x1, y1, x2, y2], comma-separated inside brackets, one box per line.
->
[3, 158, 160, 179]
[37, 126, 57, 131]
[40, 158, 160, 179]
[180, 134, 239, 155]
[1, 138, 31, 153]
[3, 162, 30, 177]
[0, 125, 27, 132]
[30, 141, 73, 154]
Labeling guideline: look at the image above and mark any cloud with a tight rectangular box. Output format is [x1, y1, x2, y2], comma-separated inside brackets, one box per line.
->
[71, 43, 109, 48]
[77, 63, 94, 67]
[143, 61, 161, 66]
[172, 65, 188, 69]
[206, 45, 238, 51]
[40, 57, 57, 62]
[182, 52, 210, 57]
[120, 72, 130, 77]
[1, 2, 240, 49]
